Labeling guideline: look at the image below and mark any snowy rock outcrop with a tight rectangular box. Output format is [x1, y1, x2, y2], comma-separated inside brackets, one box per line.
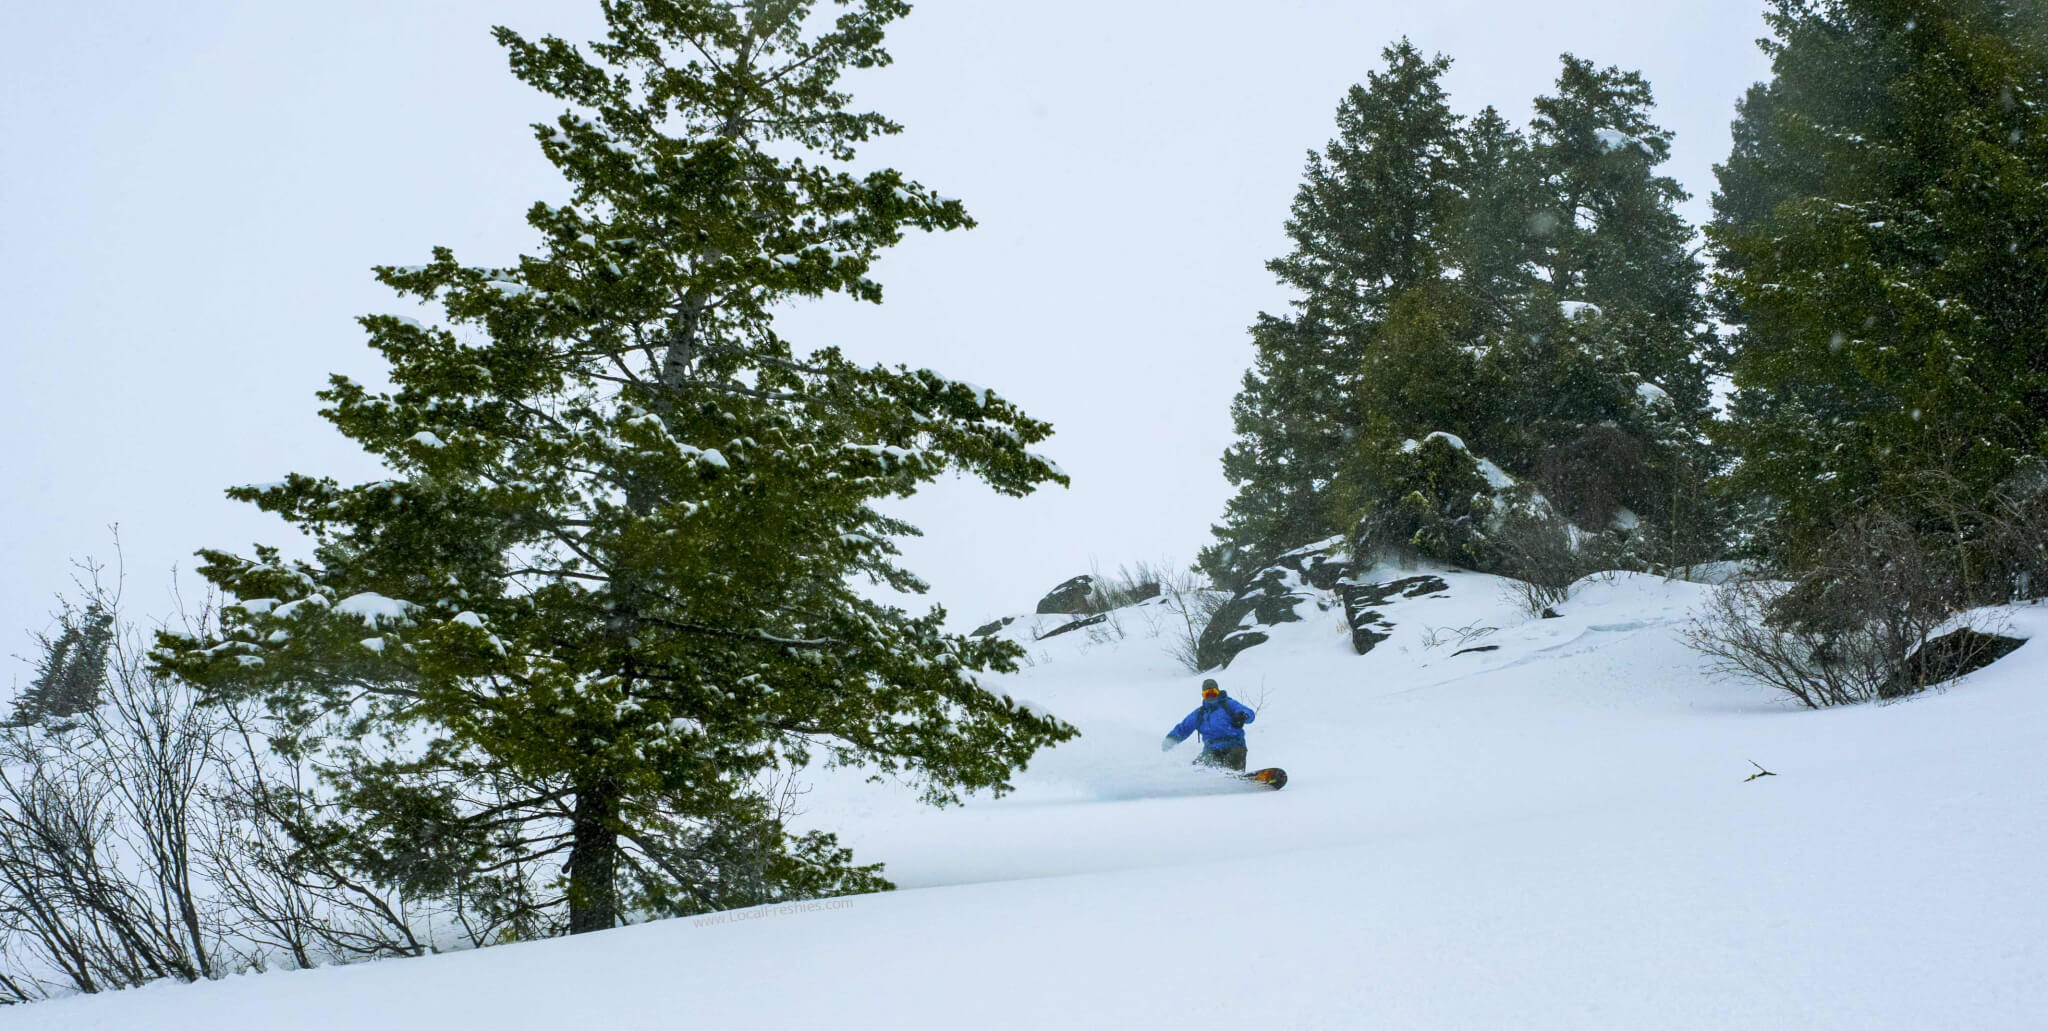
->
[1195, 540, 1349, 670]
[1339, 575, 1451, 654]
[1195, 540, 1473, 669]
[1035, 614, 1108, 640]
[1035, 575, 1096, 615]
[970, 616, 1018, 638]
[1891, 628, 2025, 696]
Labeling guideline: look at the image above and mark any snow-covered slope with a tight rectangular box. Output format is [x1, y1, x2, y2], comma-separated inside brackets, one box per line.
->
[29, 571, 2048, 1029]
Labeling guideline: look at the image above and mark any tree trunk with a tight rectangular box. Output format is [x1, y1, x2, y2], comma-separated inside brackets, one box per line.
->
[565, 774, 621, 935]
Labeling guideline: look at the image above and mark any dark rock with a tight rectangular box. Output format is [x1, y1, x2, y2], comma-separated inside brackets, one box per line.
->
[1209, 630, 1270, 668]
[970, 616, 1017, 638]
[1035, 575, 1096, 615]
[1190, 540, 1355, 670]
[1036, 613, 1106, 640]
[1302, 554, 1349, 591]
[1266, 541, 1352, 591]
[1194, 568, 1316, 670]
[1452, 644, 1501, 656]
[1540, 607, 1562, 619]
[1886, 629, 2025, 697]
[1345, 608, 1394, 654]
[1128, 581, 1163, 603]
[1338, 576, 1450, 655]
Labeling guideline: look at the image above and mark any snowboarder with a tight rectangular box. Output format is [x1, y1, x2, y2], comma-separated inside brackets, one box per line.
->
[1162, 679, 1256, 772]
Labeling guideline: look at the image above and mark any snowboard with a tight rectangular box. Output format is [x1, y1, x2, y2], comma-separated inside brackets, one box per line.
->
[1243, 767, 1288, 790]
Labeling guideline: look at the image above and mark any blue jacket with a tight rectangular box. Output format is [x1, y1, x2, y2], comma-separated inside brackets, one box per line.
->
[1165, 695, 1256, 752]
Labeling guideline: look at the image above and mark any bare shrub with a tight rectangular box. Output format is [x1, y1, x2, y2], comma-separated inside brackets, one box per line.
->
[1082, 560, 1167, 613]
[1490, 496, 1594, 615]
[1065, 559, 1227, 668]
[1157, 566, 1230, 674]
[1685, 576, 1893, 708]
[1640, 447, 1729, 580]
[1685, 508, 2016, 708]
[1902, 462, 2048, 606]
[1084, 607, 1126, 645]
[1421, 624, 1500, 651]
[0, 565, 223, 997]
[0, 560, 427, 1002]
[196, 706, 427, 964]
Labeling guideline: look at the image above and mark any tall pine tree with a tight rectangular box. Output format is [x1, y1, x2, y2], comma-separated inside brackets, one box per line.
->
[1486, 56, 1721, 554]
[1204, 40, 1464, 586]
[1456, 107, 1543, 321]
[1528, 59, 1701, 326]
[1338, 55, 1721, 567]
[1517, 56, 1716, 438]
[158, 0, 1075, 935]
[1210, 48, 1724, 581]
[1711, 0, 2048, 579]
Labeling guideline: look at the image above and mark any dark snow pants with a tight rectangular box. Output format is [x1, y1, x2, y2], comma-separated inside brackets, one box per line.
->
[1197, 744, 1248, 772]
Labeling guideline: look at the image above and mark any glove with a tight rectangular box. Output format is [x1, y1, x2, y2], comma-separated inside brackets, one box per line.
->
[1230, 713, 1248, 729]
[1161, 736, 1178, 752]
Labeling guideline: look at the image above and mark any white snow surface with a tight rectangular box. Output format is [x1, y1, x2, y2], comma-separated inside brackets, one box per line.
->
[28, 571, 2048, 1029]
[1472, 455, 1514, 490]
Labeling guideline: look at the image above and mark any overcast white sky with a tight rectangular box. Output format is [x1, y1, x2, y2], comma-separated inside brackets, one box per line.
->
[0, 0, 1774, 687]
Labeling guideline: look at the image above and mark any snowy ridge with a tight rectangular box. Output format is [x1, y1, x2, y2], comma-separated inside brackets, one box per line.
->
[29, 572, 2048, 1030]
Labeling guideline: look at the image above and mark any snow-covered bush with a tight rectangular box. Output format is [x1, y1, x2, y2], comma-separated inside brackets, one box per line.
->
[1351, 434, 1500, 572]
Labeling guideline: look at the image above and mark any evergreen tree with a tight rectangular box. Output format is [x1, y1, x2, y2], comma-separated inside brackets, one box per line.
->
[1525, 55, 1715, 431]
[1210, 48, 1724, 580]
[158, 0, 1074, 936]
[1530, 60, 1694, 316]
[1711, 0, 2048, 577]
[1455, 107, 1543, 322]
[1325, 106, 1531, 526]
[1337, 55, 1722, 568]
[1204, 311, 1354, 586]
[9, 603, 113, 725]
[1264, 41, 1465, 336]
[1460, 55, 1724, 561]
[1204, 40, 1464, 585]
